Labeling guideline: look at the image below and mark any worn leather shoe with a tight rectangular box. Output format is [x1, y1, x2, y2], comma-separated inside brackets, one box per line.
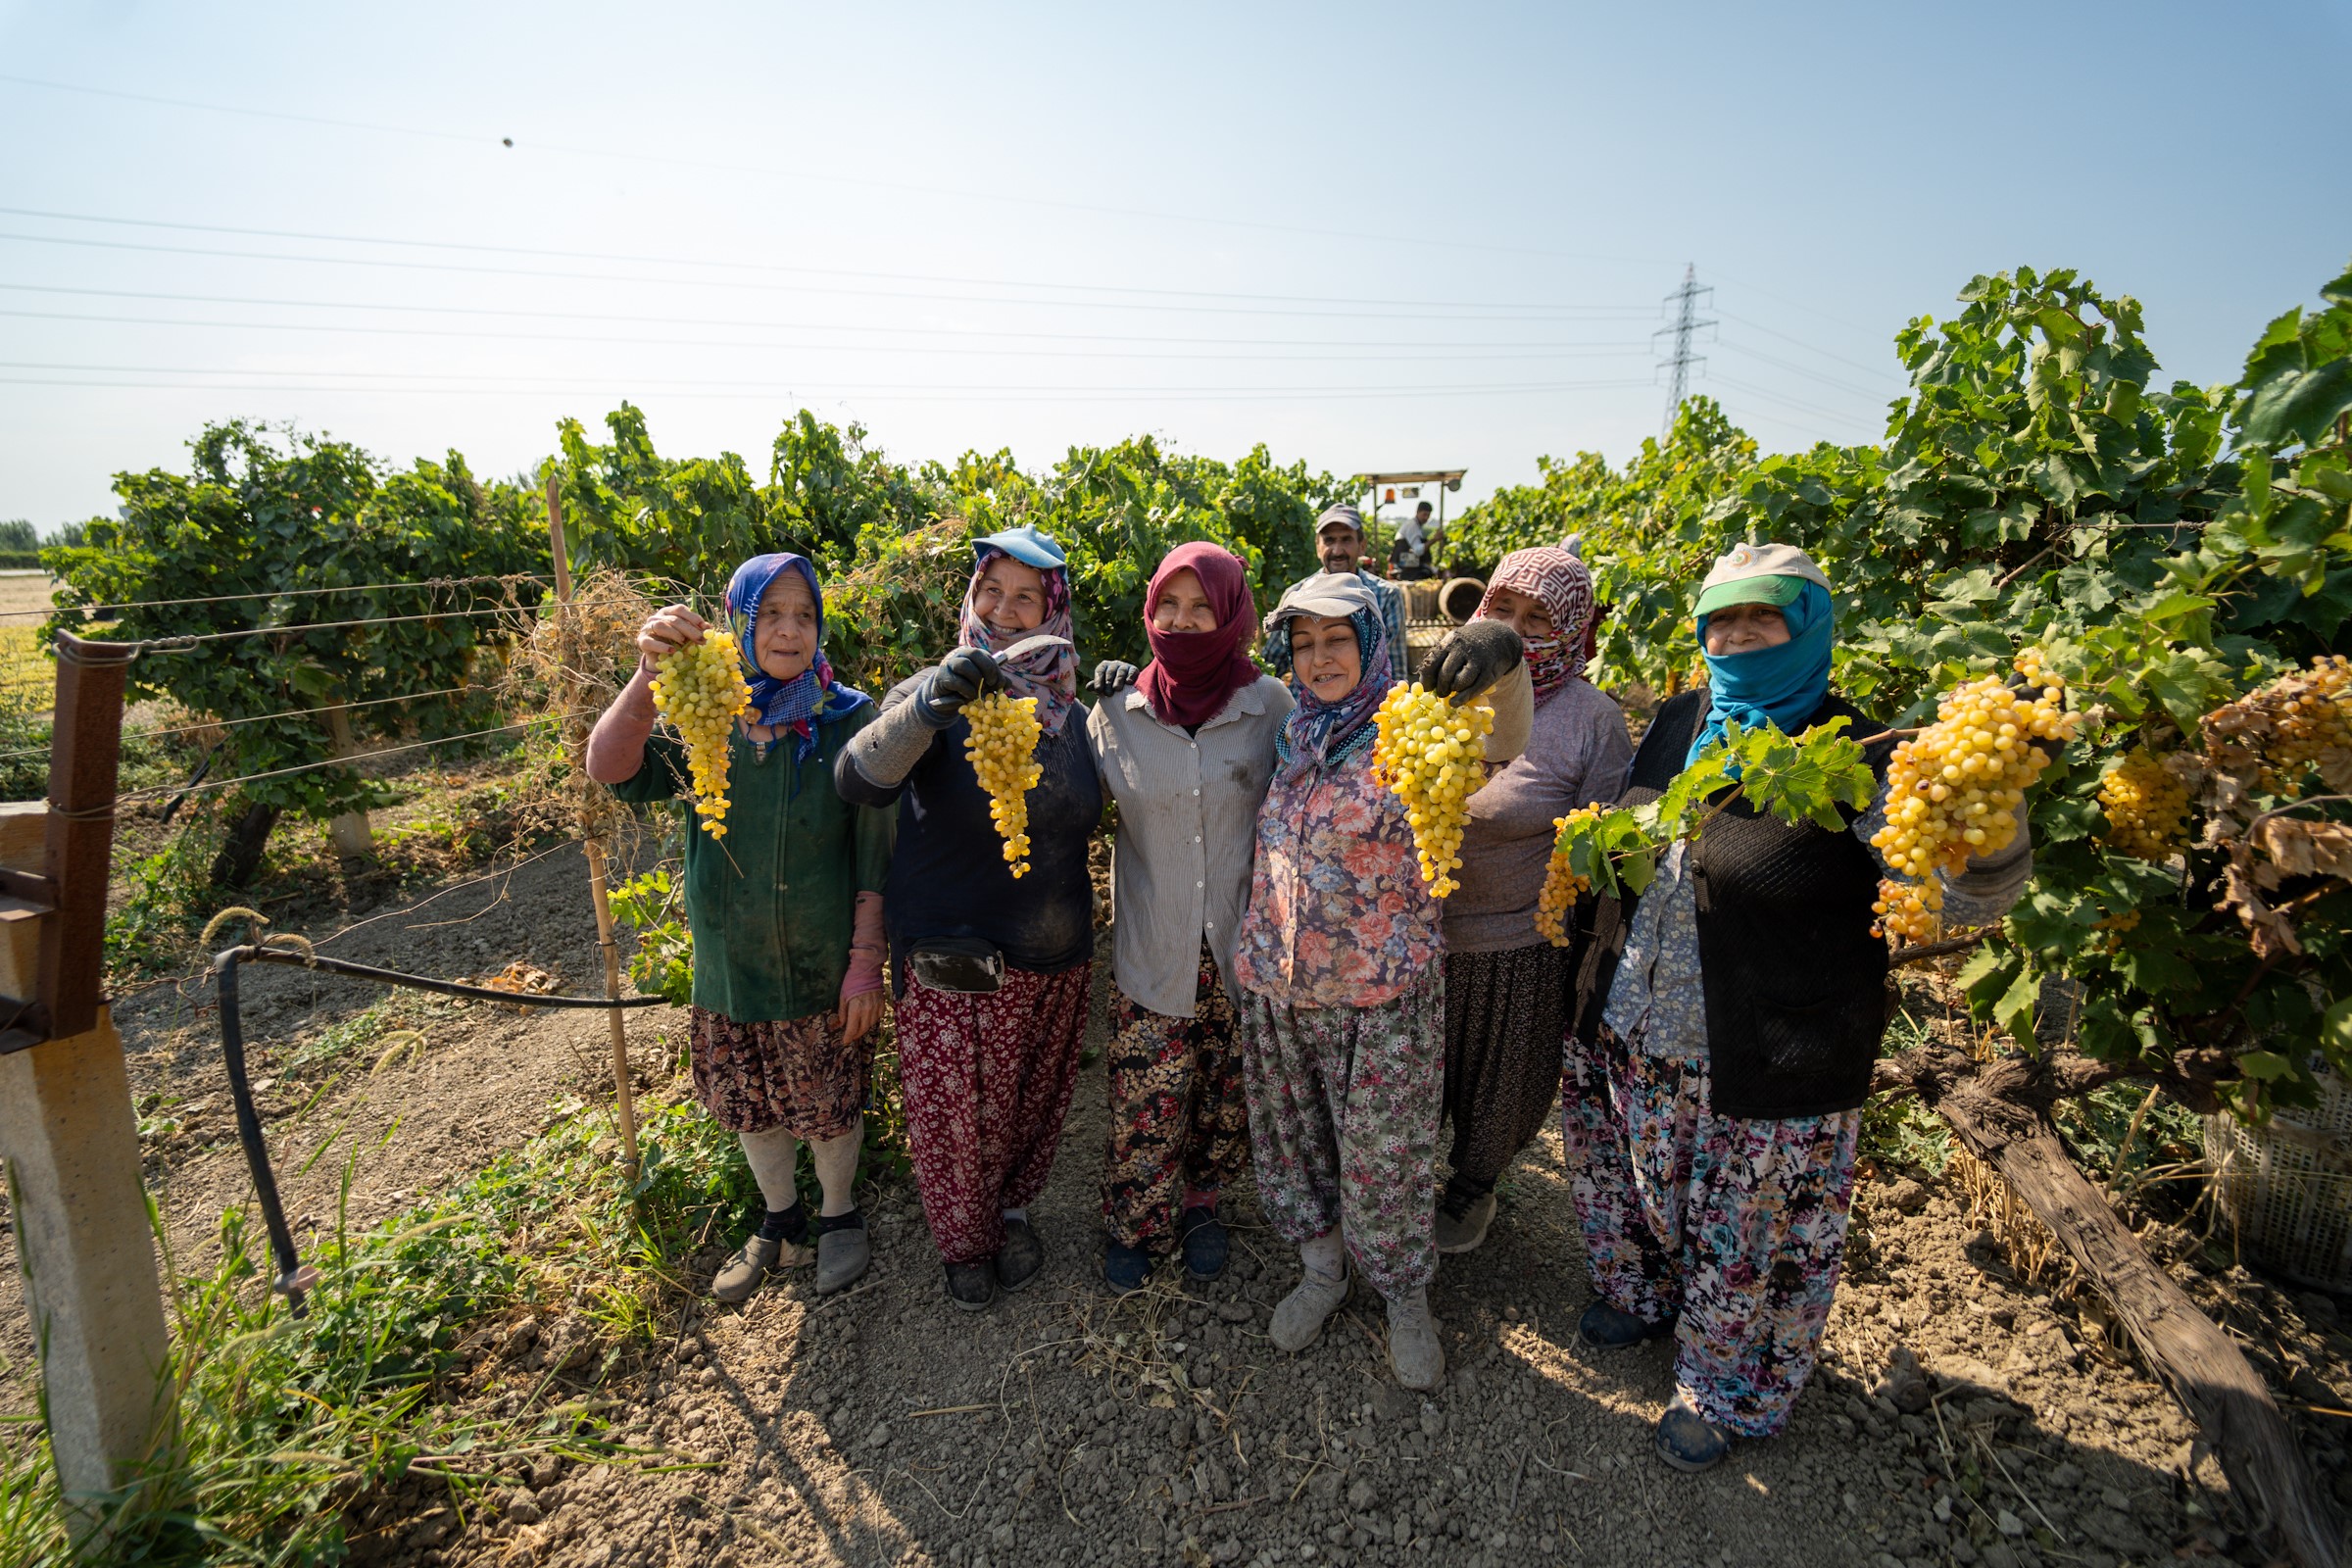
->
[814, 1222, 869, 1296]
[996, 1218, 1046, 1293]
[1103, 1238, 1152, 1295]
[1654, 1396, 1730, 1473]
[1578, 1300, 1670, 1350]
[711, 1234, 802, 1304]
[1177, 1205, 1228, 1282]
[945, 1259, 995, 1312]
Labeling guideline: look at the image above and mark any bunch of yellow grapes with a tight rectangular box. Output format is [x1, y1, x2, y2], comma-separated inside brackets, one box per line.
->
[1534, 806, 1604, 946]
[964, 689, 1044, 878]
[1869, 654, 2082, 943]
[2206, 655, 2352, 793]
[2096, 746, 2194, 860]
[650, 634, 753, 839]
[1372, 683, 1494, 898]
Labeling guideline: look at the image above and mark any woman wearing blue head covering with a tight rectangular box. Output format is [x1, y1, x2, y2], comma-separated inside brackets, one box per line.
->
[586, 555, 891, 1305]
[1561, 542, 2034, 1473]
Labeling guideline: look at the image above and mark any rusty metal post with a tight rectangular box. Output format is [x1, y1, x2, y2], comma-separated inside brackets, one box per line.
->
[0, 634, 172, 1540]
[543, 474, 641, 1176]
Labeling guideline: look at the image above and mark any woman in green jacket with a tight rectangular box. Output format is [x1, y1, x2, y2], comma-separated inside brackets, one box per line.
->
[586, 553, 893, 1304]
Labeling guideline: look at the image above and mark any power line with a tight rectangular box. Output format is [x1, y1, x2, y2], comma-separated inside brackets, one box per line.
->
[1712, 336, 1898, 403]
[0, 74, 1666, 269]
[0, 205, 1662, 318]
[0, 372, 1660, 405]
[1655, 265, 1717, 432]
[1715, 309, 1903, 383]
[0, 230, 1654, 325]
[0, 281, 1654, 350]
[0, 312, 1660, 367]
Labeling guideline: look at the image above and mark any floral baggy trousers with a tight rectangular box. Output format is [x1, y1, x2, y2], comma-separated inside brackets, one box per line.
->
[1238, 971, 1445, 1301]
[896, 963, 1093, 1266]
[1561, 1028, 1860, 1437]
[1102, 945, 1250, 1253]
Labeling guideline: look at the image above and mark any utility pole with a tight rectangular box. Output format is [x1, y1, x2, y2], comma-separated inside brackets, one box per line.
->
[1655, 263, 1716, 433]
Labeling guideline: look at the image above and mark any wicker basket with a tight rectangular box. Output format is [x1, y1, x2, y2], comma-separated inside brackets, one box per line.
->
[2204, 1067, 2352, 1290]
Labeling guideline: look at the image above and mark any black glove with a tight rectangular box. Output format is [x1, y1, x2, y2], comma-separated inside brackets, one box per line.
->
[1422, 619, 1523, 700]
[1090, 659, 1141, 695]
[914, 646, 1004, 727]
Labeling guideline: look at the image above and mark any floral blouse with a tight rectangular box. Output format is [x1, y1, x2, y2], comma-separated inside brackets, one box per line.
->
[1234, 749, 1439, 1011]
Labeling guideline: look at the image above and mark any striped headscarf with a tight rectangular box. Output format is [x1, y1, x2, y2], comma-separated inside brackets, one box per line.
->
[1475, 547, 1595, 701]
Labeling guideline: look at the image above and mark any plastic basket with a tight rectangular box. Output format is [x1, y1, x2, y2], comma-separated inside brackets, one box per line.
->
[2204, 1067, 2352, 1290]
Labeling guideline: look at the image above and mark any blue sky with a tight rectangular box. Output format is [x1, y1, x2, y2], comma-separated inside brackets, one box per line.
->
[1, 0, 2346, 528]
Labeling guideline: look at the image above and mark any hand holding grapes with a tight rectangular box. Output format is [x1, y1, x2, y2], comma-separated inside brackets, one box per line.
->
[635, 604, 710, 673]
[917, 645, 1004, 727]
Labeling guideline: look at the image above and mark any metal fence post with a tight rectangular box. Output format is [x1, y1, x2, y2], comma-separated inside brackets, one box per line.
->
[0, 634, 172, 1539]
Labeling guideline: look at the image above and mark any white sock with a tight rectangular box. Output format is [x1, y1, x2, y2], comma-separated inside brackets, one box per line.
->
[738, 1126, 802, 1215]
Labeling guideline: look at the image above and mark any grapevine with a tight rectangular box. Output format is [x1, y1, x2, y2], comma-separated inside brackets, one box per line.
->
[1534, 806, 1604, 946]
[649, 632, 754, 839]
[2096, 747, 2195, 861]
[964, 689, 1044, 878]
[1372, 682, 1495, 898]
[2203, 654, 2352, 797]
[1869, 655, 2082, 943]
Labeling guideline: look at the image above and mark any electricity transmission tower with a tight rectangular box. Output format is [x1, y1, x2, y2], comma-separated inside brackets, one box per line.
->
[1654, 263, 1716, 432]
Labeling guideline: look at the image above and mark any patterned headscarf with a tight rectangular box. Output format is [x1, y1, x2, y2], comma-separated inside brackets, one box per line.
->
[1475, 547, 1595, 701]
[724, 553, 871, 764]
[1264, 575, 1392, 781]
[959, 545, 1080, 736]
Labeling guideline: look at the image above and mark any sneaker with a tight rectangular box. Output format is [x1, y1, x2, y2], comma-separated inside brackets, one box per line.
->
[1177, 1205, 1228, 1282]
[1433, 1190, 1497, 1255]
[1269, 1261, 1350, 1353]
[813, 1219, 870, 1296]
[996, 1218, 1046, 1293]
[711, 1234, 796, 1304]
[1385, 1288, 1446, 1392]
[945, 1259, 995, 1312]
[1578, 1300, 1671, 1350]
[1654, 1396, 1730, 1473]
[1103, 1238, 1152, 1295]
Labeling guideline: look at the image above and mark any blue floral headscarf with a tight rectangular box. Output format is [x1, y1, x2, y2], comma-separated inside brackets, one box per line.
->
[1266, 595, 1392, 782]
[724, 552, 870, 764]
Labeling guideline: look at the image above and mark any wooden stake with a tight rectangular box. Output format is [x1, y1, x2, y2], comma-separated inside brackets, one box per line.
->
[544, 473, 641, 1178]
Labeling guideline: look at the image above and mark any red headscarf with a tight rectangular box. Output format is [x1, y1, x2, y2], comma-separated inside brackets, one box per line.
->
[1136, 542, 1259, 729]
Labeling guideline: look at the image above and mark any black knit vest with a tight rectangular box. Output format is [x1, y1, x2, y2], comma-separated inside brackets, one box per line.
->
[1571, 688, 1897, 1118]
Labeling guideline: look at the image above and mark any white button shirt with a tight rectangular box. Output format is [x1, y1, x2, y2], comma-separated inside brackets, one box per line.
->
[1086, 674, 1293, 1018]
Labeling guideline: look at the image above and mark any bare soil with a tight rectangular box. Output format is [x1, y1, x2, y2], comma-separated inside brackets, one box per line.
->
[6, 829, 2351, 1567]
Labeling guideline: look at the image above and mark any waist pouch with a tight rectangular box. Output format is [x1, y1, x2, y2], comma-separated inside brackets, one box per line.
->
[908, 937, 1004, 995]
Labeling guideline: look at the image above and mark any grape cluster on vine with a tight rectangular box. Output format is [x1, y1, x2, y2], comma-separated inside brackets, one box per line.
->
[1535, 806, 1604, 946]
[650, 635, 754, 839]
[1372, 683, 1494, 898]
[1869, 654, 2082, 943]
[2097, 746, 2195, 860]
[964, 690, 1045, 878]
[2204, 654, 2352, 797]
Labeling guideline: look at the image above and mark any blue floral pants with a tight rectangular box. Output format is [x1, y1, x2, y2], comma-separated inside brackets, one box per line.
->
[1561, 1029, 1860, 1437]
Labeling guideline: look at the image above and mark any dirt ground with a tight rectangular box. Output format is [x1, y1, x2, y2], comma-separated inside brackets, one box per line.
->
[6, 835, 2351, 1568]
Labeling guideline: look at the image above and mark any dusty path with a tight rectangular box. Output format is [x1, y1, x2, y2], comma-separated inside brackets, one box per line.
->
[4, 842, 2346, 1567]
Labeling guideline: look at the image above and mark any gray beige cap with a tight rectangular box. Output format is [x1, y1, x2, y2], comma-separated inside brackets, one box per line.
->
[1693, 540, 1832, 618]
[1264, 570, 1376, 630]
[1315, 503, 1366, 537]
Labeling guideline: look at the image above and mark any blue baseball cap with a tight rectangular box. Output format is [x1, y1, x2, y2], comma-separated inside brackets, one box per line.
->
[972, 523, 1067, 571]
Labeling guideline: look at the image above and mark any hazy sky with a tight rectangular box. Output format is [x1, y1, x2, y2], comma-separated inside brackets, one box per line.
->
[2, 1, 2346, 528]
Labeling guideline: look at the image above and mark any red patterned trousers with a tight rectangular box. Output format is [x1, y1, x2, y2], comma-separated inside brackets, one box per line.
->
[895, 962, 1093, 1266]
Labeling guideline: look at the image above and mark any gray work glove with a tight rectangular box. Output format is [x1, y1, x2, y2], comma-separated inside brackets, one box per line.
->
[1422, 619, 1524, 701]
[914, 646, 1004, 727]
[1090, 659, 1141, 695]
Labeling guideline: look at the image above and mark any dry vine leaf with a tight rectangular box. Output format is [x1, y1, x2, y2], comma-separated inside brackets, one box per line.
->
[2252, 815, 2352, 881]
[2220, 854, 2301, 957]
[470, 961, 565, 1011]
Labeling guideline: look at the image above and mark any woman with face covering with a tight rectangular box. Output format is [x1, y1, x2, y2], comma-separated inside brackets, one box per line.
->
[1080, 543, 1292, 1293]
[1233, 574, 1531, 1392]
[587, 555, 890, 1304]
[1564, 541, 2034, 1473]
[835, 524, 1102, 1312]
[1433, 548, 1633, 1254]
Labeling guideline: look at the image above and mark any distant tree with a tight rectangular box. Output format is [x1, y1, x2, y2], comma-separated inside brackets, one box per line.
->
[0, 520, 36, 552]
[49, 521, 87, 550]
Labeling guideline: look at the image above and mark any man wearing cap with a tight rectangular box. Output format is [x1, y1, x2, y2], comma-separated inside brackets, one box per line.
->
[1303, 504, 1406, 663]
[1561, 540, 2034, 1474]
